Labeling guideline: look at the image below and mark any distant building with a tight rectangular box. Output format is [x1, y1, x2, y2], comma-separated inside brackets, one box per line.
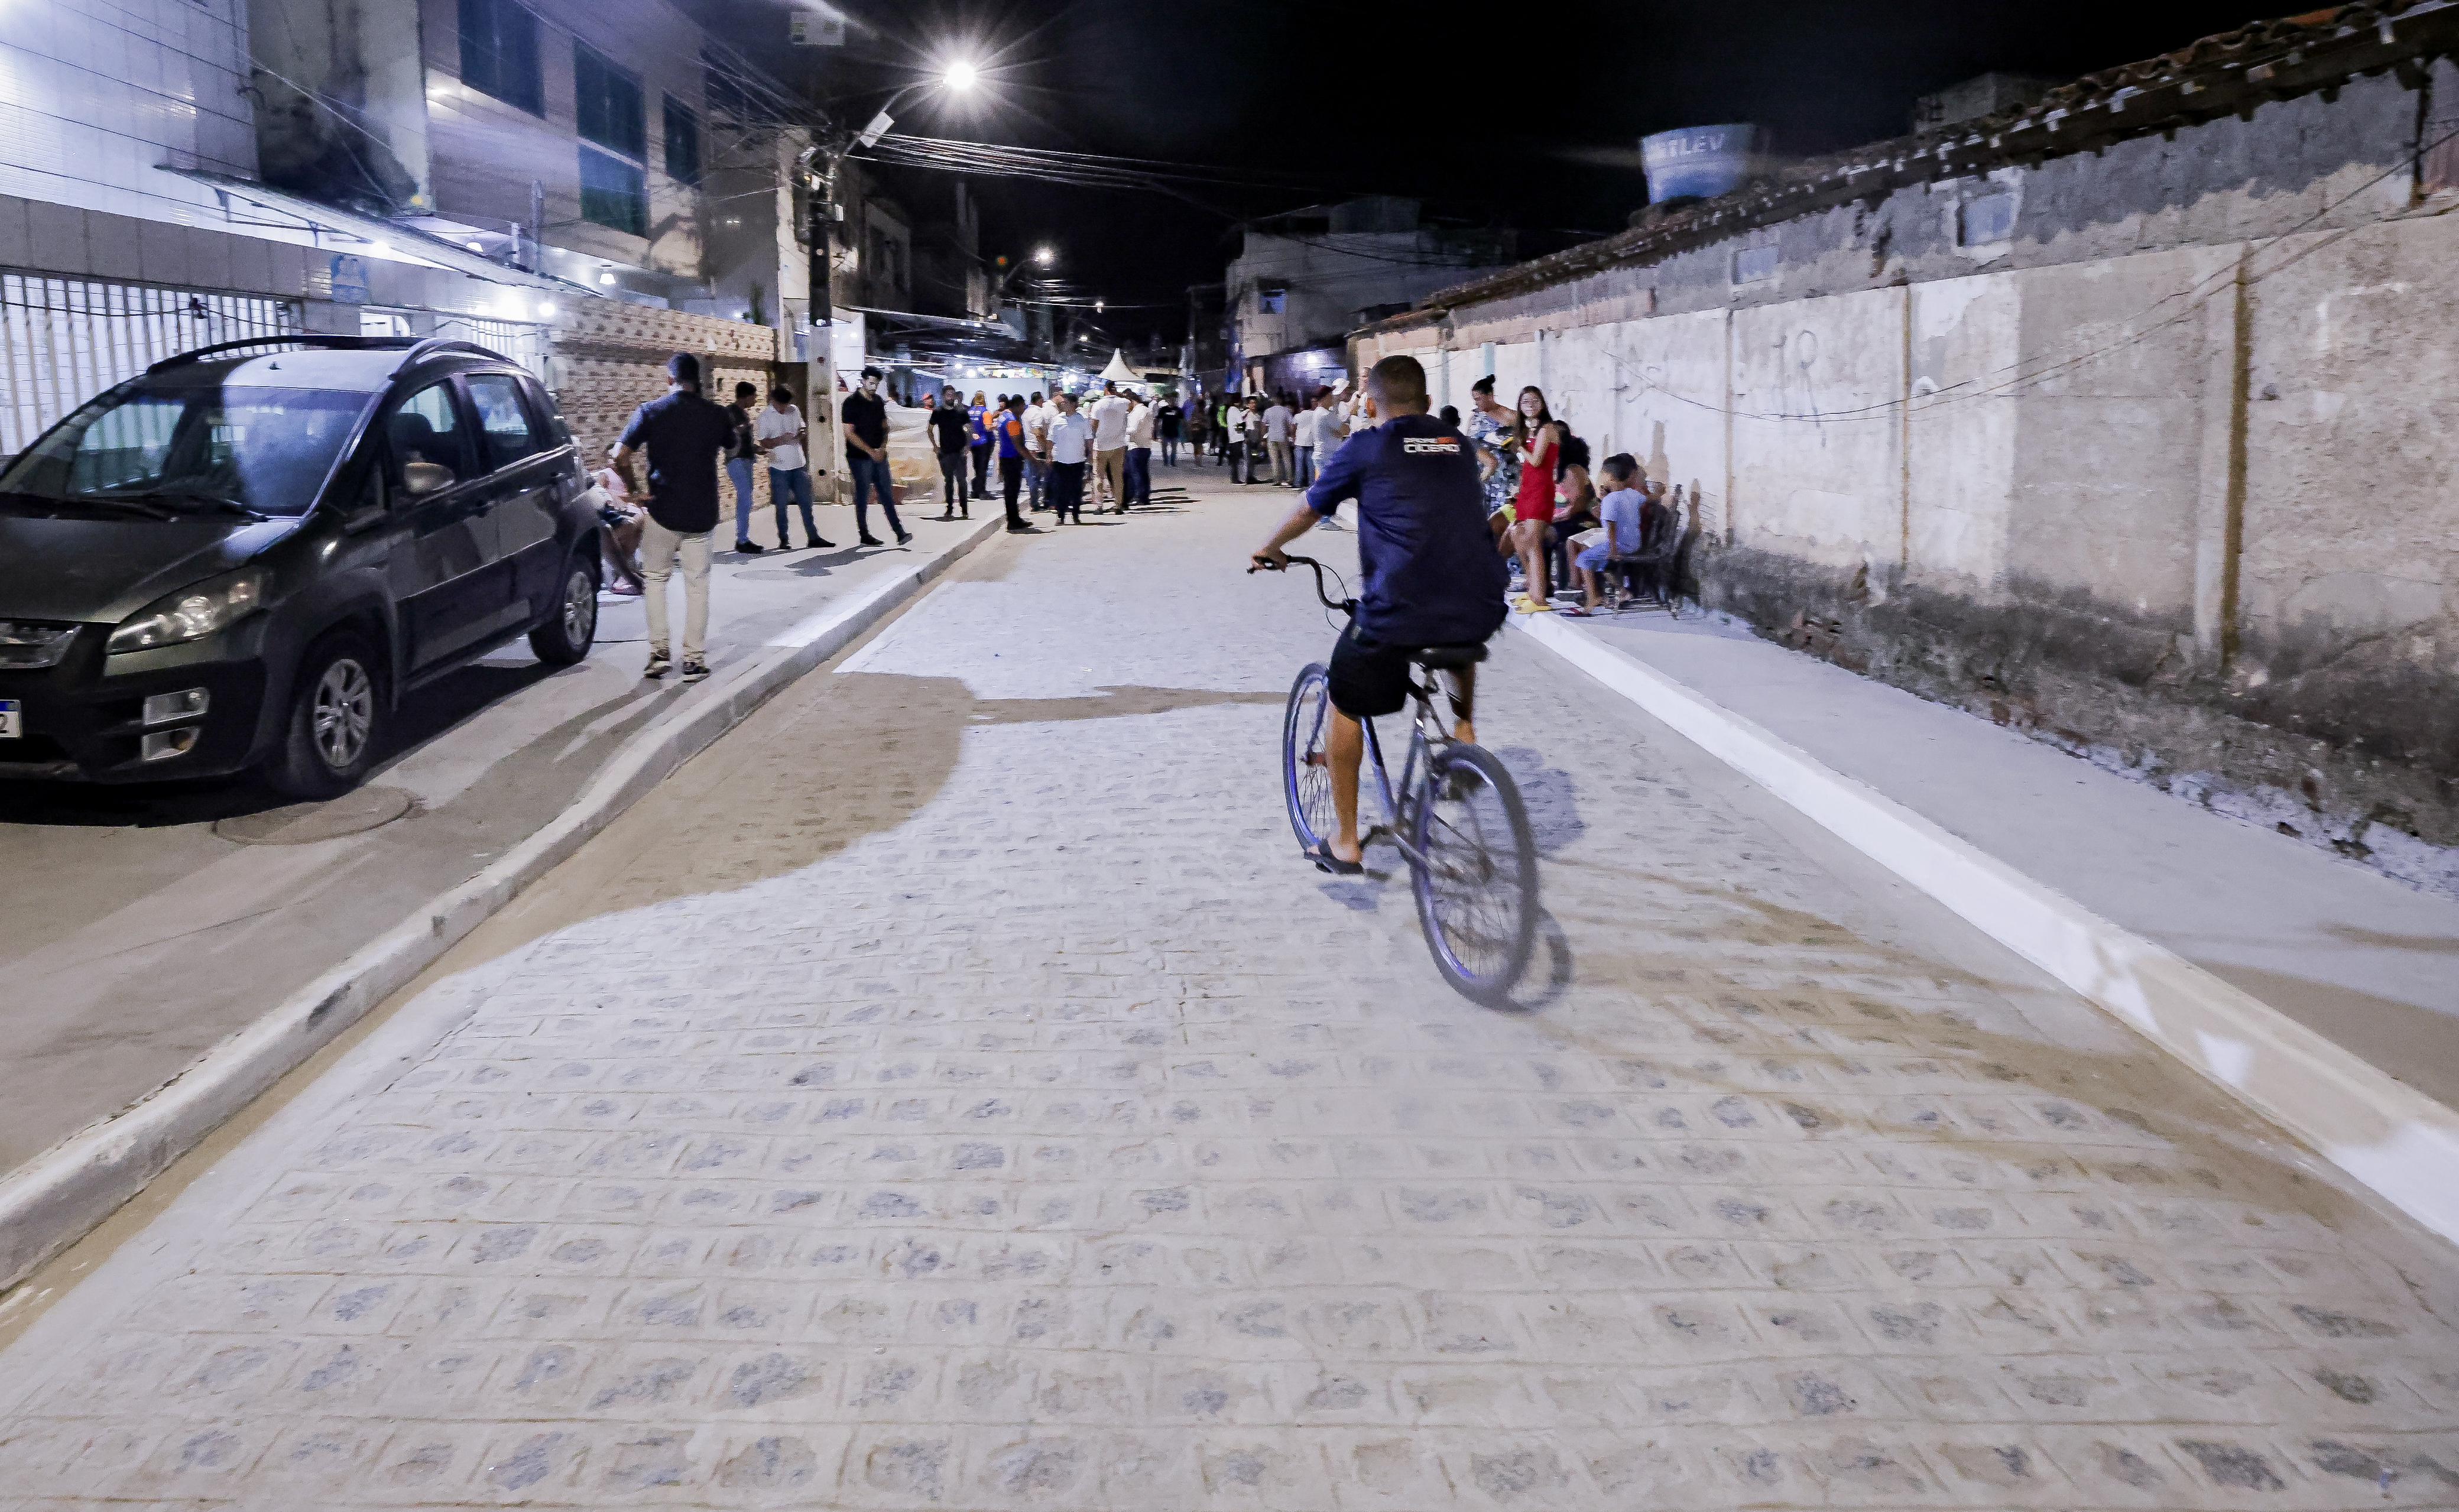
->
[1224, 197, 1512, 393]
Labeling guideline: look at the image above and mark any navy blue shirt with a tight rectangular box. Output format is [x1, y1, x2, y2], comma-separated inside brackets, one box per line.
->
[1306, 414, 1509, 647]
[618, 390, 733, 534]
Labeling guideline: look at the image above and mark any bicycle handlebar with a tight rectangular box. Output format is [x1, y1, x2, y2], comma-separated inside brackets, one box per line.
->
[1247, 553, 1355, 614]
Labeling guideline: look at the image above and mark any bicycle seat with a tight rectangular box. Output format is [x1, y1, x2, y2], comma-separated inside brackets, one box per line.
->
[1412, 643, 1489, 670]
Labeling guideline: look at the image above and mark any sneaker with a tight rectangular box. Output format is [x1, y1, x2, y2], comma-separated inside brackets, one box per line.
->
[643, 651, 672, 679]
[608, 580, 643, 597]
[894, 530, 913, 546]
[858, 535, 885, 547]
[736, 539, 765, 554]
[680, 659, 711, 683]
[808, 536, 833, 549]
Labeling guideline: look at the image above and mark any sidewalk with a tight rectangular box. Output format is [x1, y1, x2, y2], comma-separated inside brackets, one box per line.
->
[0, 507, 984, 1181]
[1556, 607, 2459, 1111]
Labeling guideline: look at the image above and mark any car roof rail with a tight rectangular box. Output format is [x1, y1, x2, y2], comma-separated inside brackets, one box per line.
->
[146, 335, 416, 374]
[392, 338, 508, 374]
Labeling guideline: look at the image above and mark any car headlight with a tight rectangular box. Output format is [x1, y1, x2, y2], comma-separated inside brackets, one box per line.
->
[106, 569, 266, 655]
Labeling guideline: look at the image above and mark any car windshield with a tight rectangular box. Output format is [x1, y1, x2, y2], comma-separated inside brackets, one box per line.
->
[0, 381, 368, 518]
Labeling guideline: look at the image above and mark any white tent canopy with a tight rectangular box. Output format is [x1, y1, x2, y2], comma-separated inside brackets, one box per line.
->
[1099, 348, 1141, 385]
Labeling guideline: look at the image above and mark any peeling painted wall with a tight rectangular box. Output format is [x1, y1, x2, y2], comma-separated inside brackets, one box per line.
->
[1356, 73, 2459, 885]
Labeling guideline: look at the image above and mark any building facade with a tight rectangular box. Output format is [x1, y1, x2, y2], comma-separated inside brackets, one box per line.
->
[1224, 197, 1510, 393]
[1, 0, 816, 484]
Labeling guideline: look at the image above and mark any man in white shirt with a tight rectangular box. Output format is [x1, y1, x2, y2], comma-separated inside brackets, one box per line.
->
[1123, 392, 1155, 510]
[1021, 391, 1052, 512]
[1312, 387, 1348, 471]
[1042, 391, 1093, 523]
[1087, 382, 1131, 512]
[1263, 394, 1295, 486]
[754, 385, 824, 550]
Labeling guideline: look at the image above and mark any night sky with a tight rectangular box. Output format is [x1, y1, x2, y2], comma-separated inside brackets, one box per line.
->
[698, 1, 2282, 346]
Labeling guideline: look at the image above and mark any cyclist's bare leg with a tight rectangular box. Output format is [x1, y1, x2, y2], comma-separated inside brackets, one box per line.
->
[1445, 666, 1477, 744]
[1328, 709, 1366, 865]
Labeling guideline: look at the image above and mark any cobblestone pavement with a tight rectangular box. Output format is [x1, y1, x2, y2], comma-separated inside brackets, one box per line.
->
[2, 475, 2455, 1509]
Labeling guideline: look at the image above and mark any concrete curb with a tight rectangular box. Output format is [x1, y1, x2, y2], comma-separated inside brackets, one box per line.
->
[0, 519, 1003, 1291]
[1514, 612, 2459, 1248]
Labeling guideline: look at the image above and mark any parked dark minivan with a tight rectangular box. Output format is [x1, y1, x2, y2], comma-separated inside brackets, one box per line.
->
[0, 336, 602, 796]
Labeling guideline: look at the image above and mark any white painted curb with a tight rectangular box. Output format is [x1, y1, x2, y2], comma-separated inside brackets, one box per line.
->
[0, 519, 1003, 1290]
[1516, 612, 2459, 1248]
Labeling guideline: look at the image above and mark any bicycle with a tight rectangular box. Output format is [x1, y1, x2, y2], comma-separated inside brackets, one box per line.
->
[1251, 554, 1540, 1004]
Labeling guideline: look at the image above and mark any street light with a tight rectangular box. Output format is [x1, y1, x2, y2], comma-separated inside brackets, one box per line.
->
[817, 60, 992, 323]
[1033, 245, 1054, 267]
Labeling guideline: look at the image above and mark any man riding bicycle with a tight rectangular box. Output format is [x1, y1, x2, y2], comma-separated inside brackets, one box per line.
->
[1251, 355, 1509, 874]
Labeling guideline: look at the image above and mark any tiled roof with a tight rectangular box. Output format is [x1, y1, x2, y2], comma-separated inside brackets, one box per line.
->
[1361, 1, 2459, 330]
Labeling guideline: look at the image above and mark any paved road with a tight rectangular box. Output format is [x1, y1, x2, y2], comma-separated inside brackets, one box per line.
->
[0, 507, 981, 1173]
[2, 472, 2454, 1508]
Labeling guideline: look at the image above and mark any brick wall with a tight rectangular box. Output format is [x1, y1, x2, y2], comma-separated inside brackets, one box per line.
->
[548, 301, 785, 530]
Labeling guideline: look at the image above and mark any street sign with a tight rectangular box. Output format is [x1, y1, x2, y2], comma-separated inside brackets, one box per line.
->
[328, 254, 370, 305]
[789, 11, 846, 46]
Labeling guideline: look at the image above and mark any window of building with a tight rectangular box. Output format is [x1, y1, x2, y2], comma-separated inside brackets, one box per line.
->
[1731, 245, 1779, 284]
[573, 43, 645, 161]
[1256, 284, 1287, 315]
[579, 145, 648, 236]
[1958, 192, 2017, 246]
[458, 0, 542, 115]
[663, 96, 700, 189]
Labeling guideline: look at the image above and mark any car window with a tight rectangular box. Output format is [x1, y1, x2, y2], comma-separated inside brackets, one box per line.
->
[465, 374, 545, 469]
[0, 381, 365, 517]
[387, 381, 470, 488]
[523, 376, 574, 445]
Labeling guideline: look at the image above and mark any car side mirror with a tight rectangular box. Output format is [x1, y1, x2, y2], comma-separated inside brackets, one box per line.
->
[401, 460, 455, 496]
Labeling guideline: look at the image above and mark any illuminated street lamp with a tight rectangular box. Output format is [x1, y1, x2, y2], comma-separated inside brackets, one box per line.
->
[810, 59, 990, 325]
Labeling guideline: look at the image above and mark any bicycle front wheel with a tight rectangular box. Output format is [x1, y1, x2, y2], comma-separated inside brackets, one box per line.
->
[1282, 662, 1336, 853]
[1409, 742, 1539, 1004]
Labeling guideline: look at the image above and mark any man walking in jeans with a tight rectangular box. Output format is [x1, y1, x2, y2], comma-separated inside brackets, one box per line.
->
[724, 381, 764, 553]
[757, 385, 829, 550]
[841, 366, 911, 547]
[612, 351, 733, 682]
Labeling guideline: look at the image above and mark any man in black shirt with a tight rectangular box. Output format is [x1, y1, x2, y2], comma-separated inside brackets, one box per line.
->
[612, 351, 734, 682]
[840, 366, 911, 547]
[724, 381, 764, 554]
[926, 390, 972, 520]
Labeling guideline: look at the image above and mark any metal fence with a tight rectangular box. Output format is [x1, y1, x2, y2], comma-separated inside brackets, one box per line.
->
[0, 272, 301, 456]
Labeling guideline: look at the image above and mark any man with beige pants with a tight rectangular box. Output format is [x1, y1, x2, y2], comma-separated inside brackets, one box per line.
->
[1088, 381, 1131, 512]
[611, 352, 733, 683]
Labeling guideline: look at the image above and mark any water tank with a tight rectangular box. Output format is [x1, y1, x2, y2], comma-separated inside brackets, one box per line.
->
[1640, 125, 1758, 204]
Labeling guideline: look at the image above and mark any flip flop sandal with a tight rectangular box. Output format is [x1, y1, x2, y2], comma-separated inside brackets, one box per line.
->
[1306, 839, 1364, 875]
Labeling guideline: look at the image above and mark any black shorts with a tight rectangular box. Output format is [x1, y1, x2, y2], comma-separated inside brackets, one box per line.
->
[1326, 623, 1422, 719]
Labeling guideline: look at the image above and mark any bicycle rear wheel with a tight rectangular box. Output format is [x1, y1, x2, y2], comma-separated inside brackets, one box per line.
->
[1409, 742, 1539, 1004]
[1282, 662, 1336, 852]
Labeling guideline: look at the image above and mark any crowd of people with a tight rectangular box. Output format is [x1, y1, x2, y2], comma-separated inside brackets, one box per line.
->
[917, 378, 1212, 530]
[1457, 374, 1685, 617]
[585, 348, 1685, 685]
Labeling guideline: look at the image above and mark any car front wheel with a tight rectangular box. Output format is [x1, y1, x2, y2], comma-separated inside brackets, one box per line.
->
[268, 632, 385, 799]
[529, 549, 598, 666]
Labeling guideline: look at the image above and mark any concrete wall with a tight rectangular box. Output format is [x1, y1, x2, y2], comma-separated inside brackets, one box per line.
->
[0, 0, 259, 222]
[1227, 232, 1506, 365]
[1355, 76, 2459, 889]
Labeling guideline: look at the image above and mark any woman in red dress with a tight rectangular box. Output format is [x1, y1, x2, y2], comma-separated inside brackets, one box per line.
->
[1509, 385, 1564, 611]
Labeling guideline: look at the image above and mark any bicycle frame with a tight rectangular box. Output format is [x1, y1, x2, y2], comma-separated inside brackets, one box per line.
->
[1257, 553, 1459, 871]
[1358, 679, 1455, 872]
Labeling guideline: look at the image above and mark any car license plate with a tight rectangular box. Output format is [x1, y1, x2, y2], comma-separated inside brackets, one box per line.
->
[0, 699, 18, 739]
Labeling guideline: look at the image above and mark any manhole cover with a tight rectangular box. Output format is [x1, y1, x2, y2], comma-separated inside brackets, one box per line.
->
[214, 785, 417, 844]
